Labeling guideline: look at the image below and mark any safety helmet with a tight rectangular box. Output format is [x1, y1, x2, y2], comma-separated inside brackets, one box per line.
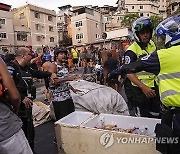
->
[132, 17, 153, 42]
[44, 54, 51, 61]
[156, 16, 180, 47]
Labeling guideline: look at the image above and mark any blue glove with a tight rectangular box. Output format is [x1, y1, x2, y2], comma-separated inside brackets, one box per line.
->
[107, 66, 123, 81]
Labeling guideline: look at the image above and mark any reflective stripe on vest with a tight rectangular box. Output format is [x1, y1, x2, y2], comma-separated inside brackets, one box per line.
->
[161, 90, 180, 101]
[127, 40, 156, 87]
[157, 45, 180, 107]
[158, 72, 180, 82]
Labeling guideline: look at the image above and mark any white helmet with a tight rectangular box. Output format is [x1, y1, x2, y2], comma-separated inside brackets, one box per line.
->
[156, 16, 180, 47]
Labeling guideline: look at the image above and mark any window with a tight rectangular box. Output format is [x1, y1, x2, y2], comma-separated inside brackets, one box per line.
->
[75, 21, 83, 27]
[48, 15, 53, 22]
[0, 33, 7, 39]
[49, 26, 53, 32]
[75, 22, 79, 27]
[0, 18, 5, 24]
[17, 32, 27, 41]
[76, 33, 83, 39]
[36, 36, 41, 41]
[147, 14, 149, 17]
[19, 13, 25, 19]
[96, 34, 99, 39]
[79, 21, 82, 26]
[50, 37, 54, 42]
[140, 13, 143, 16]
[35, 24, 41, 30]
[96, 23, 98, 28]
[132, 6, 134, 9]
[140, 6, 143, 9]
[34, 12, 40, 19]
[80, 33, 83, 39]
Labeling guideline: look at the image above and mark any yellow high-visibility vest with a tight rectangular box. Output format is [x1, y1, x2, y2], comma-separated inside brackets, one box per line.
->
[127, 40, 157, 87]
[71, 48, 78, 59]
[157, 45, 180, 107]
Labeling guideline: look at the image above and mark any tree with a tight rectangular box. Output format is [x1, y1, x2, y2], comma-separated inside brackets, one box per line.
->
[150, 15, 164, 49]
[121, 13, 140, 28]
[150, 15, 163, 30]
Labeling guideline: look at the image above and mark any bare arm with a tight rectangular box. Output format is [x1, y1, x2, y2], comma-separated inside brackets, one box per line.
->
[0, 58, 20, 113]
[48, 63, 79, 85]
[127, 74, 156, 98]
[127, 74, 145, 88]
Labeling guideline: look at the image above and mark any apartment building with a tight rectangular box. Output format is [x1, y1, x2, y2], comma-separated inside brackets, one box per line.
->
[0, 3, 14, 52]
[57, 5, 72, 46]
[117, 0, 159, 17]
[93, 5, 122, 31]
[12, 4, 58, 50]
[168, 0, 180, 16]
[71, 7, 104, 46]
[158, 0, 169, 18]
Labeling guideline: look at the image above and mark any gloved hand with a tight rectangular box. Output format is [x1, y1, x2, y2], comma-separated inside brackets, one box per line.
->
[107, 70, 119, 81]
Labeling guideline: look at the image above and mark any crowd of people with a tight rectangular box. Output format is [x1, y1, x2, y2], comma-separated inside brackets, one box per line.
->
[0, 15, 179, 154]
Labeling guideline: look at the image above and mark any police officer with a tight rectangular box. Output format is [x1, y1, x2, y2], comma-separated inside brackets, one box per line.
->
[7, 47, 53, 153]
[108, 16, 180, 154]
[124, 17, 161, 118]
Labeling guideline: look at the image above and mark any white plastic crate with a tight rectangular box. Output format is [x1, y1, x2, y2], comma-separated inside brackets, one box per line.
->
[83, 113, 161, 136]
[54, 111, 95, 153]
[78, 113, 161, 154]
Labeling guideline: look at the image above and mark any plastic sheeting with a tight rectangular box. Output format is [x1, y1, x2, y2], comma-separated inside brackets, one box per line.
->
[70, 80, 129, 115]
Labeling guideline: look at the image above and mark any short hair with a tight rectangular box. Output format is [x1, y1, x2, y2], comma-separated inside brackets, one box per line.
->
[3, 48, 8, 53]
[15, 47, 29, 57]
[107, 52, 112, 58]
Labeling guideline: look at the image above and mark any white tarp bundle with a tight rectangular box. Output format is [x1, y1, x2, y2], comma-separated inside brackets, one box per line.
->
[70, 80, 129, 115]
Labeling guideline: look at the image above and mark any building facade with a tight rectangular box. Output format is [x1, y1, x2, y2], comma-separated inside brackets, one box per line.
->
[12, 4, 58, 50]
[158, 0, 169, 18]
[167, 0, 180, 16]
[71, 7, 104, 46]
[57, 5, 72, 47]
[0, 3, 14, 52]
[124, 0, 159, 17]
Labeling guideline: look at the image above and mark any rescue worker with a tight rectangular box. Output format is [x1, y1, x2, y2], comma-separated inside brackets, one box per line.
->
[108, 16, 180, 154]
[7, 47, 53, 153]
[124, 17, 161, 118]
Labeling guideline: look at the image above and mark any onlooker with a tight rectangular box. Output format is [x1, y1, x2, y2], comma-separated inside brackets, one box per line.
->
[67, 50, 73, 73]
[7, 47, 53, 152]
[42, 54, 52, 102]
[104, 52, 119, 91]
[71, 45, 79, 71]
[50, 47, 55, 62]
[49, 49, 80, 120]
[0, 57, 33, 154]
[1, 48, 9, 63]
